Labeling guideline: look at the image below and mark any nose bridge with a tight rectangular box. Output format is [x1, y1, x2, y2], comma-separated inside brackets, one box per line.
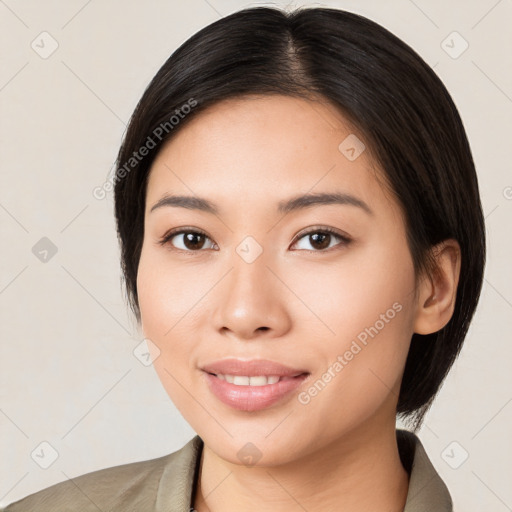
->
[213, 239, 290, 339]
[231, 243, 270, 298]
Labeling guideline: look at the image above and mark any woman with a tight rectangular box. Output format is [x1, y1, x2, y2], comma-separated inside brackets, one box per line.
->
[3, 5, 485, 511]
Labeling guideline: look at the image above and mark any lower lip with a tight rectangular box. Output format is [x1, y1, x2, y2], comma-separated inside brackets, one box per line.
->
[203, 372, 309, 411]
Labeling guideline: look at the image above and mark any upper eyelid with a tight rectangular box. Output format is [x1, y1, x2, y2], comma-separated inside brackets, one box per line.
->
[294, 226, 350, 241]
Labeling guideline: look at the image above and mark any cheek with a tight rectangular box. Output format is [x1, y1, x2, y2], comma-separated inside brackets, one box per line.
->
[136, 247, 222, 400]
[283, 239, 415, 345]
[137, 247, 206, 339]
[136, 250, 199, 415]
[291, 244, 416, 428]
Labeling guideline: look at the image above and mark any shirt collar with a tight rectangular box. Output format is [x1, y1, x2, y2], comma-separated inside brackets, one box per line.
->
[398, 429, 453, 511]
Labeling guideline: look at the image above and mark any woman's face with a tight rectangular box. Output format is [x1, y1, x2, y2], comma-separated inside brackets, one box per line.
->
[137, 95, 420, 465]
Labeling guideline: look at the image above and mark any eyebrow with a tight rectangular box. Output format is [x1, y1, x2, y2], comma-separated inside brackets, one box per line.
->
[149, 192, 373, 216]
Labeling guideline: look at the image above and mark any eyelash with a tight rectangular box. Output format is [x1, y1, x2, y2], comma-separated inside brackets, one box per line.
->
[157, 226, 352, 253]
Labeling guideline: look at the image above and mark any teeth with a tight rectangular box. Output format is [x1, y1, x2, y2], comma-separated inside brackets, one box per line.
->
[216, 374, 281, 386]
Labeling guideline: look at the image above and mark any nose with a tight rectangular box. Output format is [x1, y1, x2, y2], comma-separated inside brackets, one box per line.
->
[212, 249, 292, 341]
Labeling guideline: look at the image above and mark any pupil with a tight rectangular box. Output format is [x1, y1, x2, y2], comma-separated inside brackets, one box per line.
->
[311, 233, 329, 250]
[185, 232, 204, 250]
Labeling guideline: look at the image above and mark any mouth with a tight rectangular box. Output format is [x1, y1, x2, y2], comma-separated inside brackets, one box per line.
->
[201, 359, 311, 411]
[206, 372, 308, 386]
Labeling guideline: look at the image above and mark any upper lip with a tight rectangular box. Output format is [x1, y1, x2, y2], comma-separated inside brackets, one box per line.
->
[201, 358, 309, 377]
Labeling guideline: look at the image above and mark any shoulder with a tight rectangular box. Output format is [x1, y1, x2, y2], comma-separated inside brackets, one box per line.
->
[1, 435, 203, 512]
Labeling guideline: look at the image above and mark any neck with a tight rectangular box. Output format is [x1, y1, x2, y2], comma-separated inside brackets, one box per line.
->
[193, 421, 409, 512]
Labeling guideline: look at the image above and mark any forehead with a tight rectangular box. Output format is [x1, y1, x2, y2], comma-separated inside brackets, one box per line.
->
[145, 95, 393, 217]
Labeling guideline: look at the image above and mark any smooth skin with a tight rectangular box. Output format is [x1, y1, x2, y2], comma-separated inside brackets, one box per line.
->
[136, 95, 461, 512]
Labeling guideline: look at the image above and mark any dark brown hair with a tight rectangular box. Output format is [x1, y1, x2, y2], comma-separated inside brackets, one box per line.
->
[113, 6, 485, 429]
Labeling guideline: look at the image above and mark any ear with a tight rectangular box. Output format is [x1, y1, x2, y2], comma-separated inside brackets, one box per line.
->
[413, 239, 461, 335]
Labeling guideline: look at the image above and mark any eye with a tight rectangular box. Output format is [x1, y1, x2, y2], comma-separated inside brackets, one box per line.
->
[158, 226, 352, 253]
[158, 228, 216, 252]
[291, 227, 352, 252]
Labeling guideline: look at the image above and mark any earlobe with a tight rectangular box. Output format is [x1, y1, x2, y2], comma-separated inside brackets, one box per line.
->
[413, 239, 461, 335]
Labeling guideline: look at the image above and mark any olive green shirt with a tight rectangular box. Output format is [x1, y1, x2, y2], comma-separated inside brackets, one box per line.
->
[2, 429, 452, 511]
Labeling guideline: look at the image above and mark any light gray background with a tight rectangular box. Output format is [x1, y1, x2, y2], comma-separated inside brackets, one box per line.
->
[1, 0, 511, 509]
